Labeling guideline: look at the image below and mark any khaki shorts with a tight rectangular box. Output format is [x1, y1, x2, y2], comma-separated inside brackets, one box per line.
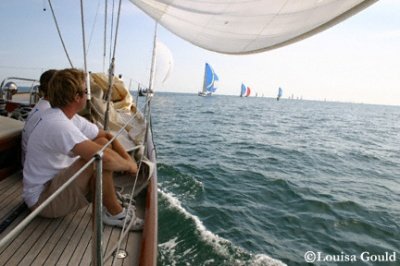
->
[32, 159, 94, 218]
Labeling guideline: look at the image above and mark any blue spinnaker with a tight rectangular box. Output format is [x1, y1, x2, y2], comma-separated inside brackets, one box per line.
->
[240, 83, 247, 97]
[205, 63, 218, 93]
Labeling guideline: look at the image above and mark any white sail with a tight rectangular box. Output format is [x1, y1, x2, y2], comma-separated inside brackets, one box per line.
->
[129, 0, 377, 54]
[155, 40, 174, 85]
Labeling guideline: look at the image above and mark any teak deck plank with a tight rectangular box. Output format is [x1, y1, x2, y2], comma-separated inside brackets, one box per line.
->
[7, 219, 52, 265]
[0, 213, 43, 264]
[68, 216, 92, 265]
[0, 173, 144, 265]
[0, 172, 23, 220]
[19, 217, 63, 265]
[58, 207, 92, 266]
[43, 207, 89, 265]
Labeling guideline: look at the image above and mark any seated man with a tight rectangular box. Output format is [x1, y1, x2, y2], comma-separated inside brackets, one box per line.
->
[23, 68, 143, 230]
[21, 69, 57, 164]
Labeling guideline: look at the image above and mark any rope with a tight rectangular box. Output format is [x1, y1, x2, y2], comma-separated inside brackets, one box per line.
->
[103, 0, 108, 72]
[142, 23, 158, 159]
[104, 96, 154, 264]
[86, 0, 102, 56]
[108, 40, 159, 258]
[47, 0, 74, 68]
[103, 0, 123, 130]
[111, 0, 123, 61]
[108, 0, 116, 63]
[80, 0, 88, 77]
[103, 58, 115, 130]
[79, 0, 92, 118]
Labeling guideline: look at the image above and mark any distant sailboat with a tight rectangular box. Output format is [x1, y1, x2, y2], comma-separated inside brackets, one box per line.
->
[240, 83, 251, 97]
[277, 87, 283, 101]
[138, 84, 149, 97]
[245, 85, 251, 97]
[240, 83, 246, 97]
[198, 63, 219, 96]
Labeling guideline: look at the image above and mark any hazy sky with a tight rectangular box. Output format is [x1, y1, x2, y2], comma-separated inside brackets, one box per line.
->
[0, 0, 399, 105]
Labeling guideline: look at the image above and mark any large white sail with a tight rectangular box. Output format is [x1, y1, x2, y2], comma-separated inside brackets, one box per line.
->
[129, 0, 377, 54]
[155, 40, 174, 86]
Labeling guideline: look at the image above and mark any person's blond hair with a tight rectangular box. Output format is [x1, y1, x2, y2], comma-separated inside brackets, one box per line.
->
[48, 68, 85, 108]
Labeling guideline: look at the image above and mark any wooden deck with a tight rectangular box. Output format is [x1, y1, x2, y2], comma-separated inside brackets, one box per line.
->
[0, 172, 145, 265]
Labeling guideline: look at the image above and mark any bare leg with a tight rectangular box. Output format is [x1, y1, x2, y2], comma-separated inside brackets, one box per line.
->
[93, 137, 123, 215]
[93, 135, 138, 174]
[102, 169, 123, 215]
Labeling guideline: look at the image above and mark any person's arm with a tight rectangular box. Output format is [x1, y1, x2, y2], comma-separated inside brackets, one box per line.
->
[72, 140, 137, 174]
[97, 129, 134, 161]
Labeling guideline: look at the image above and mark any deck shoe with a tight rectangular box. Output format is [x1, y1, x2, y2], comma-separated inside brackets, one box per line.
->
[103, 206, 144, 231]
[116, 191, 136, 207]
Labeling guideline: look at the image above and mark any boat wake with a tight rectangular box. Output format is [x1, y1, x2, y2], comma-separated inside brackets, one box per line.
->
[157, 188, 286, 266]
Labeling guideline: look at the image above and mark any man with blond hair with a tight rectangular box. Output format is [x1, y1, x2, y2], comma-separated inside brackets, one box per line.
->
[23, 68, 143, 230]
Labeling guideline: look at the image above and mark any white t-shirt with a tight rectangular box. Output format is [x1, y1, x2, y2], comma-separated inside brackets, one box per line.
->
[21, 98, 51, 165]
[23, 108, 99, 207]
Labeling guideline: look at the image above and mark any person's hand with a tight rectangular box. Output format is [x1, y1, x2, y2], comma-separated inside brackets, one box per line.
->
[127, 160, 138, 175]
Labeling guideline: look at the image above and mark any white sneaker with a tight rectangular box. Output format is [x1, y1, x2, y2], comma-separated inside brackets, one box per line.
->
[103, 206, 144, 231]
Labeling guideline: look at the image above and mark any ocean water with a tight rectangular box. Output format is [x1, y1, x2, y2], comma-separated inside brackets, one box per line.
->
[146, 93, 399, 266]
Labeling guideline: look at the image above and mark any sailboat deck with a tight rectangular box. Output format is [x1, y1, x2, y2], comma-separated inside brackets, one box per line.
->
[0, 173, 144, 265]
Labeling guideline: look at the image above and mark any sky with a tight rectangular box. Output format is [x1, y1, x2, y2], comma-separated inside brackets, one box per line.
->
[0, 0, 399, 106]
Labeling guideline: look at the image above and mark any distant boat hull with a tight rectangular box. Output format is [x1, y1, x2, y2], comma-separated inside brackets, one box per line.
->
[198, 91, 212, 96]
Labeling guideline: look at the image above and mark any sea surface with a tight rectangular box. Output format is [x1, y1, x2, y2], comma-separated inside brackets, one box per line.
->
[144, 93, 399, 266]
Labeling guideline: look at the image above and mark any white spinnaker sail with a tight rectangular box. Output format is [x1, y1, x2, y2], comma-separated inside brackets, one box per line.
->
[129, 0, 377, 54]
[155, 41, 174, 86]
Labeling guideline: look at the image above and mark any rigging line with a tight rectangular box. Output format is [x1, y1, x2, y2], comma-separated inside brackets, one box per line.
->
[86, 0, 102, 56]
[148, 112, 157, 159]
[103, 0, 123, 130]
[147, 22, 158, 96]
[80, 0, 88, 75]
[103, 58, 115, 130]
[47, 0, 74, 68]
[135, 83, 140, 106]
[108, 0, 116, 63]
[0, 65, 44, 70]
[80, 0, 92, 121]
[103, 0, 108, 73]
[111, 0, 123, 60]
[142, 22, 158, 158]
[104, 98, 154, 264]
